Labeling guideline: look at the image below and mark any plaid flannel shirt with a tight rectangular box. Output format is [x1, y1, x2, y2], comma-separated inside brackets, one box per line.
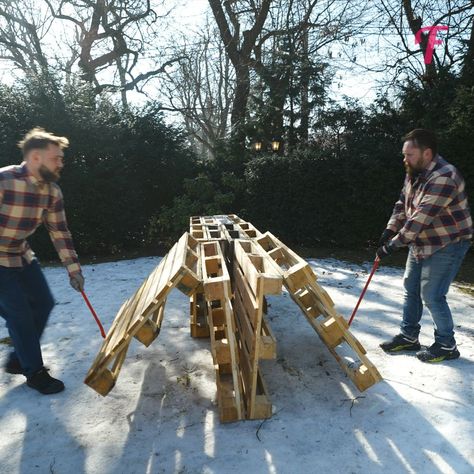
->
[387, 155, 473, 259]
[0, 162, 81, 275]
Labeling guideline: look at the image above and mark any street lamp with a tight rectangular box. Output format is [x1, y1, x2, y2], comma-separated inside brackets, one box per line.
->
[254, 140, 263, 152]
[271, 139, 281, 152]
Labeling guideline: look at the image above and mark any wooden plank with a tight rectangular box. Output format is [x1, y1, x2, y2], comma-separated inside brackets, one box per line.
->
[176, 270, 201, 296]
[104, 293, 141, 354]
[250, 370, 272, 419]
[166, 233, 189, 290]
[232, 252, 266, 419]
[209, 306, 225, 326]
[84, 368, 115, 397]
[221, 297, 243, 419]
[259, 316, 276, 359]
[234, 240, 282, 296]
[201, 242, 232, 300]
[96, 297, 132, 356]
[233, 277, 257, 356]
[206, 301, 219, 364]
[235, 326, 253, 404]
[190, 324, 210, 338]
[201, 242, 243, 420]
[215, 339, 232, 364]
[131, 246, 175, 326]
[306, 277, 335, 309]
[148, 247, 176, 302]
[215, 371, 241, 423]
[85, 342, 130, 396]
[134, 301, 166, 347]
[314, 316, 345, 348]
[233, 261, 259, 328]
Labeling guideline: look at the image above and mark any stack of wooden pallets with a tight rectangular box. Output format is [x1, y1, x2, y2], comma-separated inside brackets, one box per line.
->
[85, 215, 382, 422]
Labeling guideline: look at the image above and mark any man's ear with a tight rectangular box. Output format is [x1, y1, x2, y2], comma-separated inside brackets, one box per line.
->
[28, 150, 41, 167]
[423, 147, 433, 162]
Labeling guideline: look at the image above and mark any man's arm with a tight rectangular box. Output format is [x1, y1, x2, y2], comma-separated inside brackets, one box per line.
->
[386, 182, 407, 234]
[390, 175, 458, 248]
[43, 185, 82, 277]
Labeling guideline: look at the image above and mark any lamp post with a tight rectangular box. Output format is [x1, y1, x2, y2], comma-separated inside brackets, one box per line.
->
[271, 138, 281, 153]
[254, 140, 263, 152]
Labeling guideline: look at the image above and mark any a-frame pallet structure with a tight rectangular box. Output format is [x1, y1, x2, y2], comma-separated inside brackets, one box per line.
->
[85, 215, 382, 422]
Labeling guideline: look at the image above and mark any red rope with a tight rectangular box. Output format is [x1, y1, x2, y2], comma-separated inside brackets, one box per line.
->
[80, 290, 106, 338]
[348, 257, 380, 327]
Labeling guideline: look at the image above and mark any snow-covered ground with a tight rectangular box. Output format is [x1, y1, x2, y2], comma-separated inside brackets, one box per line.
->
[1, 256, 473, 474]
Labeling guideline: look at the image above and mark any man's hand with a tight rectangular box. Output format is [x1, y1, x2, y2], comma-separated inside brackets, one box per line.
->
[379, 229, 396, 246]
[376, 244, 394, 260]
[70, 272, 85, 292]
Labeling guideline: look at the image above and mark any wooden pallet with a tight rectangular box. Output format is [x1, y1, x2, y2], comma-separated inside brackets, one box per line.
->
[232, 239, 282, 419]
[225, 215, 262, 239]
[190, 215, 260, 243]
[190, 291, 210, 338]
[201, 240, 244, 422]
[84, 233, 201, 396]
[255, 232, 382, 392]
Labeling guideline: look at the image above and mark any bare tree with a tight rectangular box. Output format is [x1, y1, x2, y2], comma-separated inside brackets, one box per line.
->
[250, 0, 367, 148]
[162, 21, 235, 159]
[355, 0, 474, 88]
[0, 0, 183, 107]
[459, 4, 474, 83]
[208, 0, 272, 142]
[0, 1, 61, 95]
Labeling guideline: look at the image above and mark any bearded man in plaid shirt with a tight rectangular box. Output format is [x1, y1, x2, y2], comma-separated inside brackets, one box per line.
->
[0, 128, 84, 394]
[377, 129, 472, 362]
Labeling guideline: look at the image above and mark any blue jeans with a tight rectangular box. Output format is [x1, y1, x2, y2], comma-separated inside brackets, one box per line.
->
[0, 260, 55, 377]
[401, 239, 471, 347]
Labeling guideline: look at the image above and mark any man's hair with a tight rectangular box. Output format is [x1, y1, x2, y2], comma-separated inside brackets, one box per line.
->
[18, 127, 69, 157]
[402, 128, 438, 157]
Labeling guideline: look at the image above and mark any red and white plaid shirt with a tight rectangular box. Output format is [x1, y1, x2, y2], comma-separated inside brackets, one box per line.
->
[0, 162, 81, 275]
[388, 155, 472, 259]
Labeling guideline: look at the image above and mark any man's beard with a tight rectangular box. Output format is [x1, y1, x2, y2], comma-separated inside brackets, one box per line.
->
[404, 159, 423, 177]
[39, 165, 60, 182]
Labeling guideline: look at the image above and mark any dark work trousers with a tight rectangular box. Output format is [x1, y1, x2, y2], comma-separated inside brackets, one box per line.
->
[0, 260, 55, 377]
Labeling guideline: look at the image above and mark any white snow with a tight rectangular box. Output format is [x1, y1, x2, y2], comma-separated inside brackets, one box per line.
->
[1, 256, 473, 474]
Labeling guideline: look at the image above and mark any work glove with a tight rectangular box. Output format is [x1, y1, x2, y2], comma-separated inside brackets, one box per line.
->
[376, 243, 395, 260]
[379, 229, 396, 246]
[70, 272, 85, 292]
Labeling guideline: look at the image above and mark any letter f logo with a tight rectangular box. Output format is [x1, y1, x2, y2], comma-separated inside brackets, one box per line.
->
[415, 26, 449, 64]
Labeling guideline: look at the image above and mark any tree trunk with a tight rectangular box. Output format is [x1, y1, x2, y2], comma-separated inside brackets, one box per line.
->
[461, 16, 474, 85]
[300, 26, 310, 143]
[402, 0, 437, 86]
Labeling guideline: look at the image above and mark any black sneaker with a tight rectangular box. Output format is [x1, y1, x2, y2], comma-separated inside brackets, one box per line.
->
[380, 334, 421, 353]
[26, 368, 65, 394]
[5, 357, 23, 375]
[416, 342, 460, 363]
